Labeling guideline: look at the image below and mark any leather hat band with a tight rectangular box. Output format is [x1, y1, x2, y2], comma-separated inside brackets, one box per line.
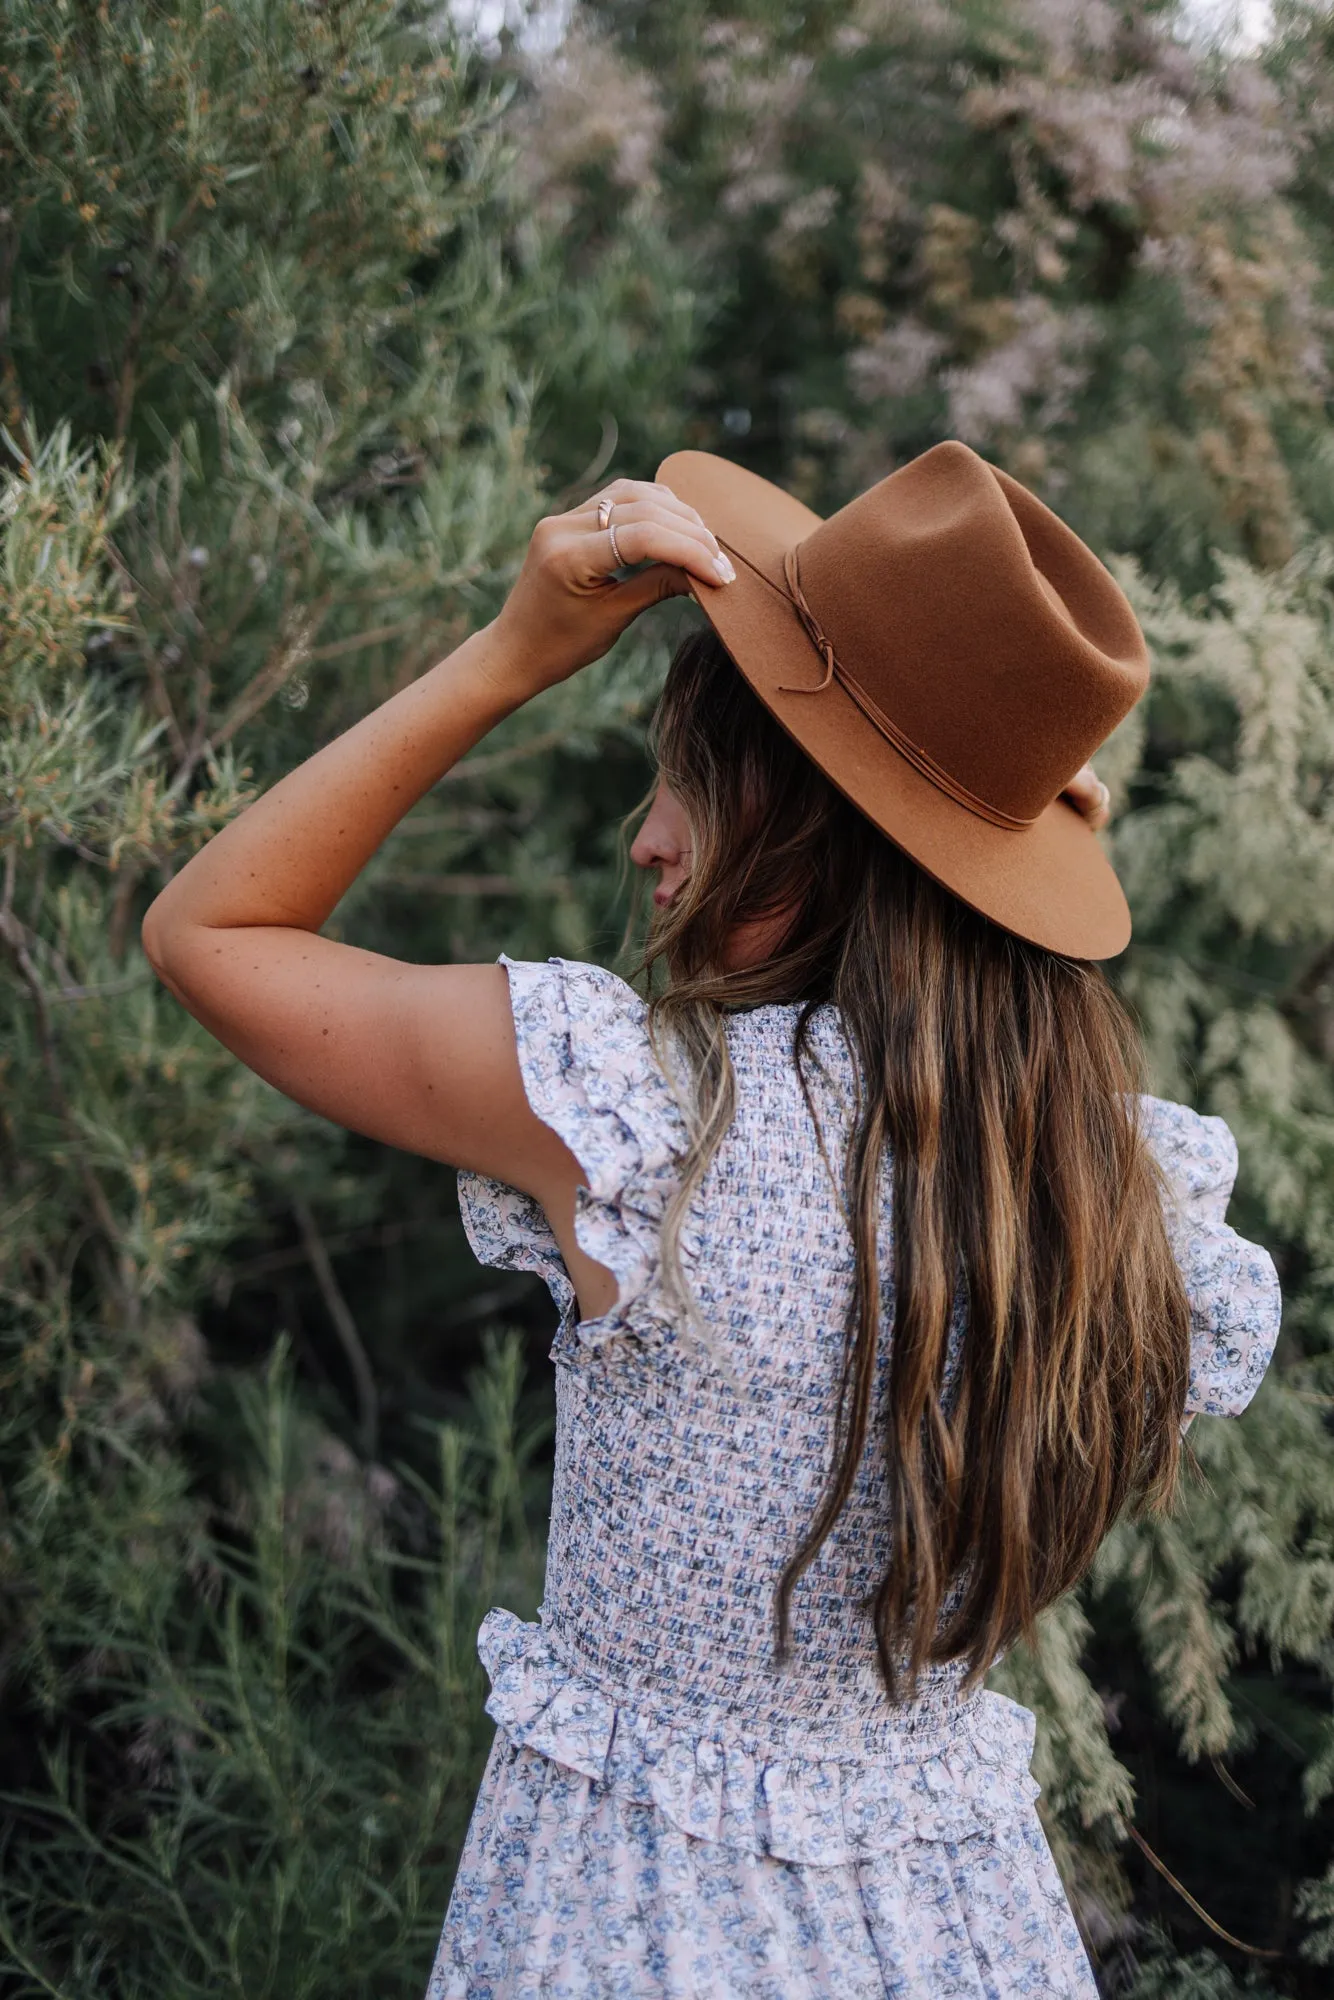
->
[719, 539, 1039, 834]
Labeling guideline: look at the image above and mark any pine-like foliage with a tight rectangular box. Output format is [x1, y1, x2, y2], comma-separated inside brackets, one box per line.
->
[0, 3, 679, 1993]
[0, 1328, 546, 1998]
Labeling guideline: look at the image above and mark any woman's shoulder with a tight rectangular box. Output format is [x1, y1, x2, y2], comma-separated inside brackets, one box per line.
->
[457, 955, 685, 1333]
[502, 951, 651, 1074]
[1137, 1093, 1239, 1211]
[501, 952, 645, 1027]
[497, 954, 676, 1148]
[1135, 1094, 1282, 1419]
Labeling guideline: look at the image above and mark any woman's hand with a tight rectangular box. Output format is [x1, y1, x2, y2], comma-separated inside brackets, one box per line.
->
[1063, 763, 1111, 831]
[479, 478, 736, 704]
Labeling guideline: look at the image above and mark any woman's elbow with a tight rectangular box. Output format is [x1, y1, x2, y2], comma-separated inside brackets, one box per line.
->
[140, 894, 194, 985]
[140, 897, 171, 975]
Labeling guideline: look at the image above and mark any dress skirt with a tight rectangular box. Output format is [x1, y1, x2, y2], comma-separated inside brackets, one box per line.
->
[424, 1612, 1099, 2000]
[429, 1726, 1097, 2000]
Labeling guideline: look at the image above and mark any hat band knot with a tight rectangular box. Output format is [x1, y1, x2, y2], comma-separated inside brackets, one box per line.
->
[765, 544, 1039, 835]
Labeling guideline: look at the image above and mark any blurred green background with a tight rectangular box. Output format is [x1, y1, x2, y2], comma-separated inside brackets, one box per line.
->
[5, 1, 1334, 1992]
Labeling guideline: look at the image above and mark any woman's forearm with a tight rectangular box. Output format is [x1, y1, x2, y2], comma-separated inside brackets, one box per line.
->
[141, 478, 728, 979]
[130, 484, 721, 1215]
[142, 622, 519, 959]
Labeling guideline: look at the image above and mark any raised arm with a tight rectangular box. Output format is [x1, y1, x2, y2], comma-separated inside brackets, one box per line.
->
[140, 480, 734, 1313]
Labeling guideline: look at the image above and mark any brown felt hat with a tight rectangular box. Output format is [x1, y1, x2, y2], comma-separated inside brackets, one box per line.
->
[656, 441, 1149, 960]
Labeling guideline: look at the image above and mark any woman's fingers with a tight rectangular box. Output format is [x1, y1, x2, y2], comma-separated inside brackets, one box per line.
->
[487, 479, 733, 697]
[580, 478, 704, 532]
[579, 482, 734, 581]
[592, 498, 735, 587]
[1063, 763, 1111, 830]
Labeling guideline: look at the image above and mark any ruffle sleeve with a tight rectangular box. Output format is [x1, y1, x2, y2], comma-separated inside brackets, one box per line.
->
[457, 955, 687, 1347]
[1140, 1095, 1282, 1418]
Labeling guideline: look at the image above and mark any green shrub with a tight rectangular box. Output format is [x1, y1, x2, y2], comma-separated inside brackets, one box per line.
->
[0, 1331, 547, 2000]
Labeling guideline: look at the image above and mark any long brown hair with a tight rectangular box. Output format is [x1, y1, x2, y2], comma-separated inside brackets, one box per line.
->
[641, 626, 1191, 1701]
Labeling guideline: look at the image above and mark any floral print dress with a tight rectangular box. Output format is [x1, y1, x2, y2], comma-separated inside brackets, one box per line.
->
[426, 957, 1283, 2000]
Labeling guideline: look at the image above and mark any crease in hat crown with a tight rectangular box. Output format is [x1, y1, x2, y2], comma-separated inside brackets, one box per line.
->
[771, 539, 1042, 833]
[737, 442, 1149, 831]
[654, 437, 1150, 960]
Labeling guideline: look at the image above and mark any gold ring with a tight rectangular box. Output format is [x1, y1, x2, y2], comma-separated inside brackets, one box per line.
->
[597, 496, 614, 532]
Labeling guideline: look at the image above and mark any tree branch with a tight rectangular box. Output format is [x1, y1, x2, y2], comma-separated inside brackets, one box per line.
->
[375, 870, 570, 896]
[209, 599, 330, 755]
[211, 1216, 424, 1303]
[292, 1196, 378, 1459]
[113, 284, 147, 446]
[439, 728, 570, 784]
[0, 205, 21, 434]
[1122, 1821, 1281, 1958]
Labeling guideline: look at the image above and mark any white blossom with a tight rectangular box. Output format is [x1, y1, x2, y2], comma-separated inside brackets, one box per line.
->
[943, 298, 1097, 442]
[848, 319, 947, 402]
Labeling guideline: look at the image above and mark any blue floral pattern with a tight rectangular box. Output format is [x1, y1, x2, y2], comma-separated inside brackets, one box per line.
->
[428, 957, 1282, 1998]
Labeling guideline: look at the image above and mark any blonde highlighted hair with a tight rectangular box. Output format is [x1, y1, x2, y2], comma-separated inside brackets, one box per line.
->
[639, 627, 1190, 1701]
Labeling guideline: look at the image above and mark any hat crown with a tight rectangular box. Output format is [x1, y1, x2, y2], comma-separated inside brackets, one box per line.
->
[653, 438, 1147, 957]
[790, 443, 1148, 824]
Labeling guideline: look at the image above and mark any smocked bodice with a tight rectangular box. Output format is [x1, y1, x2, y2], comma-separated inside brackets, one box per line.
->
[456, 956, 1281, 1865]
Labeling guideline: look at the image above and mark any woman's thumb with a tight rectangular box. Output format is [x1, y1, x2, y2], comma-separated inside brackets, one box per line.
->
[610, 563, 694, 620]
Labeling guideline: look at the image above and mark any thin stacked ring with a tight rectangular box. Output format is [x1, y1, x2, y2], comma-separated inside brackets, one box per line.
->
[597, 495, 625, 568]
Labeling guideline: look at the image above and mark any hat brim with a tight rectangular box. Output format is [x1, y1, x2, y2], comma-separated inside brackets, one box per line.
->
[657, 449, 1131, 961]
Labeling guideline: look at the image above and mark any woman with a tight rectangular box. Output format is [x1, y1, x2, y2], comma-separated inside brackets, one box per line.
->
[143, 443, 1282, 1998]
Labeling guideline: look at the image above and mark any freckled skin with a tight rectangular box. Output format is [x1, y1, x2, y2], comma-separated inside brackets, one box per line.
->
[141, 478, 1109, 1324]
[140, 480, 733, 1321]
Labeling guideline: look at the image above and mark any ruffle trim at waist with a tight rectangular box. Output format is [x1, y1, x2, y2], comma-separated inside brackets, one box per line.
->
[477, 1607, 1041, 1865]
